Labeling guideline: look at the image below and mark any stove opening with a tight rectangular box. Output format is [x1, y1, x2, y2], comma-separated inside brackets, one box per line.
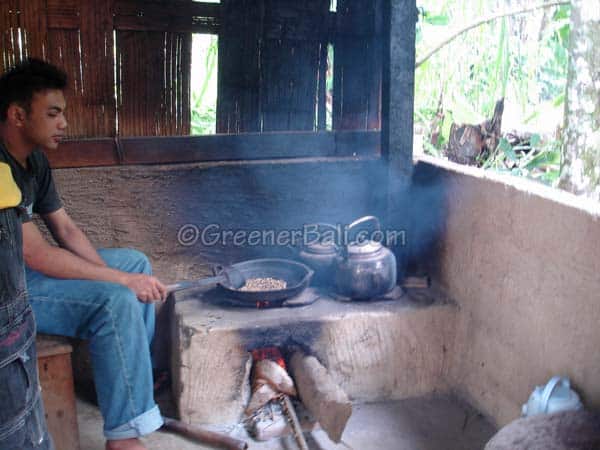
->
[245, 346, 352, 446]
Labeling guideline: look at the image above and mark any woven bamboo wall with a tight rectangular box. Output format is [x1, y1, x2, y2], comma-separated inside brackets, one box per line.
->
[1, 0, 383, 141]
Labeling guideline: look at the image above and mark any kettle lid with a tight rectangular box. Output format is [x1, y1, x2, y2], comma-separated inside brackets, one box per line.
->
[347, 240, 383, 255]
[304, 241, 338, 254]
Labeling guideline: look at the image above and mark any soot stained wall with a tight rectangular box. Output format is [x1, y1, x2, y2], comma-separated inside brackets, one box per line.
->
[51, 158, 387, 365]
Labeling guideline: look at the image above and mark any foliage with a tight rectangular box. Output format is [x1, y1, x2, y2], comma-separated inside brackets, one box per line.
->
[482, 134, 562, 185]
[415, 0, 570, 187]
[190, 34, 219, 135]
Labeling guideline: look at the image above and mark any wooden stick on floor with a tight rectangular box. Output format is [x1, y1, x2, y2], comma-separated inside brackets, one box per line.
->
[280, 395, 309, 450]
[161, 416, 248, 450]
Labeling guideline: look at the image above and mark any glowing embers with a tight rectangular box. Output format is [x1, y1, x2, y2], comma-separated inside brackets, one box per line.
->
[244, 347, 351, 446]
[245, 347, 312, 446]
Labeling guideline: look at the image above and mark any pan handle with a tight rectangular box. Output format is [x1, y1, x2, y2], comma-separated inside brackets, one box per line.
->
[166, 275, 226, 294]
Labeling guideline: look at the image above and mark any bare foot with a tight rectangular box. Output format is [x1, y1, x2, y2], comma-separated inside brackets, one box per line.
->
[105, 438, 147, 450]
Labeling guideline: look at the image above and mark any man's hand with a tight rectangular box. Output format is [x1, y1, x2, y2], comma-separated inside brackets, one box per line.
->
[122, 273, 167, 303]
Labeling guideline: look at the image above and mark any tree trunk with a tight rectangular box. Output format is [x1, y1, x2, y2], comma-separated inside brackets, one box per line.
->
[559, 0, 600, 201]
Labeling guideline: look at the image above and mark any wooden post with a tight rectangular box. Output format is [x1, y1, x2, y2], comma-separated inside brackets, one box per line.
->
[381, 0, 418, 276]
[381, 0, 417, 176]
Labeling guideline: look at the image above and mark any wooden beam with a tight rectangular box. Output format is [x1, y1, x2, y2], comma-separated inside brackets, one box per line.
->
[114, 0, 220, 33]
[47, 132, 380, 168]
[335, 130, 381, 156]
[120, 131, 379, 165]
[46, 138, 120, 168]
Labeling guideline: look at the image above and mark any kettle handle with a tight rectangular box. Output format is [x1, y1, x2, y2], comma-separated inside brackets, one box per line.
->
[347, 216, 381, 244]
[347, 216, 381, 233]
[540, 376, 569, 413]
[303, 222, 340, 248]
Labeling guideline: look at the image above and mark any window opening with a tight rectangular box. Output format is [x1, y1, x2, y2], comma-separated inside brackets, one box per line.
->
[326, 43, 334, 131]
[190, 33, 218, 135]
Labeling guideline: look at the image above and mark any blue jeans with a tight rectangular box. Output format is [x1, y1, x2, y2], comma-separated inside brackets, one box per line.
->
[26, 248, 163, 440]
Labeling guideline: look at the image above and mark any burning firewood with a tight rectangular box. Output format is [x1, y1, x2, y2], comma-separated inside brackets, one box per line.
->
[246, 383, 278, 415]
[245, 347, 314, 447]
[246, 349, 296, 415]
[246, 358, 297, 415]
[254, 359, 297, 396]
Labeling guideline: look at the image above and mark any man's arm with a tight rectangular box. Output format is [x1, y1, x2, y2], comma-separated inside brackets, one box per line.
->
[41, 208, 106, 266]
[23, 221, 166, 302]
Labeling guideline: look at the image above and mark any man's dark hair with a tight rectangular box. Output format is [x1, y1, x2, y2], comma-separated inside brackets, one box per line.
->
[0, 58, 67, 122]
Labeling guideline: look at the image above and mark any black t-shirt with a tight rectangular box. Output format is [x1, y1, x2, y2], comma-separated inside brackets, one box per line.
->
[0, 143, 62, 222]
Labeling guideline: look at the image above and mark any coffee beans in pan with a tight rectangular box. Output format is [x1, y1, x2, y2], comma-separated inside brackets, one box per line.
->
[239, 277, 287, 291]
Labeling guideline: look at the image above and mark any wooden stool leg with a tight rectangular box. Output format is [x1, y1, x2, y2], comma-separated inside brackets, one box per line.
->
[38, 351, 81, 450]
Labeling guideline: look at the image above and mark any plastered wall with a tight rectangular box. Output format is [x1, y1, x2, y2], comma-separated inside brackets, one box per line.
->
[48, 155, 600, 428]
[50, 158, 386, 366]
[421, 156, 600, 426]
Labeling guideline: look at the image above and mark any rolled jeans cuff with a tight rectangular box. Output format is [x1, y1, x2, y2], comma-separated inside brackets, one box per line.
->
[104, 405, 163, 440]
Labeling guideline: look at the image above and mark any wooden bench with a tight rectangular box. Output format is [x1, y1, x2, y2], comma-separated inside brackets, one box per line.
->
[36, 334, 81, 450]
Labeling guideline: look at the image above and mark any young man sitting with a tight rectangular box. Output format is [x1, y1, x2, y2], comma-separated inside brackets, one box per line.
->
[0, 58, 167, 450]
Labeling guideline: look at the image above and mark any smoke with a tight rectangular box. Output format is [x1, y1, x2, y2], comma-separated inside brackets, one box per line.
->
[165, 156, 448, 276]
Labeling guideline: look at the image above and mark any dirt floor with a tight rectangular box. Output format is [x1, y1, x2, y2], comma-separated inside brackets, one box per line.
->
[76, 393, 496, 450]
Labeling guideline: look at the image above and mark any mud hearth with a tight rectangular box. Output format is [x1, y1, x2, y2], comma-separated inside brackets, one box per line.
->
[170, 286, 456, 425]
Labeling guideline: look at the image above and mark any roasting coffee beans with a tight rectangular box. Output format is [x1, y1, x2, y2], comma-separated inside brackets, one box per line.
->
[239, 277, 287, 291]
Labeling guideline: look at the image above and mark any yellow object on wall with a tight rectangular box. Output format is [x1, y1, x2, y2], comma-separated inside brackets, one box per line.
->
[0, 162, 22, 209]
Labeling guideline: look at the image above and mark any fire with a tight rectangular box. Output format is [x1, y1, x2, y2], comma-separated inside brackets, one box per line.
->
[251, 346, 286, 369]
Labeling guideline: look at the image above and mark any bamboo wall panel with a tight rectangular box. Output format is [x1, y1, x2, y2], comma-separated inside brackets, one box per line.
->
[0, 0, 389, 166]
[45, 29, 113, 138]
[216, 0, 262, 133]
[0, 0, 22, 73]
[46, 0, 80, 30]
[116, 30, 191, 136]
[260, 0, 327, 131]
[20, 0, 48, 60]
[333, 0, 383, 130]
[217, 0, 329, 133]
[79, 0, 116, 137]
[0, 0, 113, 137]
[260, 39, 320, 131]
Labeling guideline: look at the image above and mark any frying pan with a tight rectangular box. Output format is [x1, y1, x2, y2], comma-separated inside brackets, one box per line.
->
[167, 258, 314, 303]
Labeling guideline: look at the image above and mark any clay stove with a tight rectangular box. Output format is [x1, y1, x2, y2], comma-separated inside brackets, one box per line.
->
[170, 280, 455, 434]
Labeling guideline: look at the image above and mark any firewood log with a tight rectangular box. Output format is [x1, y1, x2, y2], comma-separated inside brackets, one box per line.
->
[253, 359, 296, 396]
[289, 350, 352, 443]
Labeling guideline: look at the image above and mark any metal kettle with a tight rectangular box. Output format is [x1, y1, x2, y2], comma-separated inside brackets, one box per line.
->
[296, 223, 338, 286]
[334, 216, 397, 299]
